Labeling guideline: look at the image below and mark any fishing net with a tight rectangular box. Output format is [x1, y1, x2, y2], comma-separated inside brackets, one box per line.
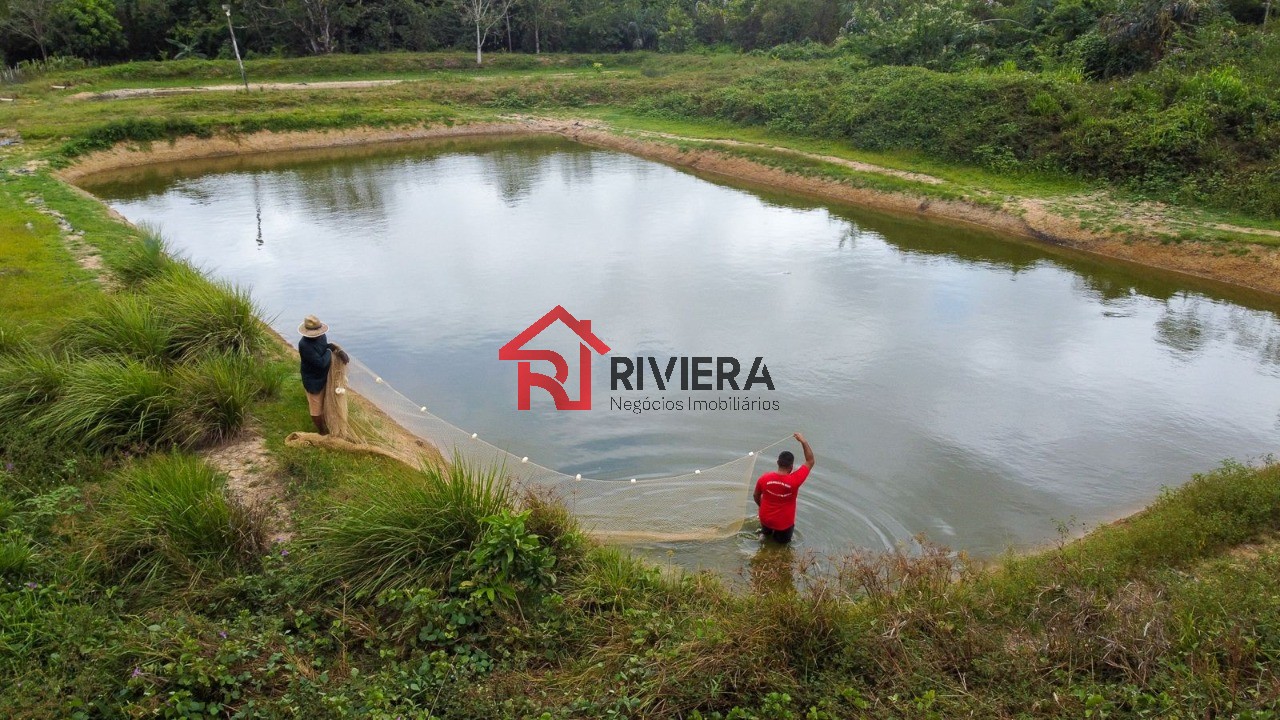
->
[321, 352, 352, 441]
[333, 356, 788, 543]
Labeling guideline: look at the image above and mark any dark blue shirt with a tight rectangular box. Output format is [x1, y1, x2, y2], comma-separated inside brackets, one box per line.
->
[298, 334, 332, 394]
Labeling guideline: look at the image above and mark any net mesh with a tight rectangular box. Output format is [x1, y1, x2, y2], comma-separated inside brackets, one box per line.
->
[338, 357, 787, 543]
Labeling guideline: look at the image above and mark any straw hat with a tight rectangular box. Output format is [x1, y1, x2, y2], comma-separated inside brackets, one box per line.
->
[298, 315, 328, 338]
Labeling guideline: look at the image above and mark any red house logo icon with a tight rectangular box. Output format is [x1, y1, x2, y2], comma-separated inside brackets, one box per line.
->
[498, 306, 611, 410]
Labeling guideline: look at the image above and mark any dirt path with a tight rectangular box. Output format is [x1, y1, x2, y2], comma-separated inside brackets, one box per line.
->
[623, 126, 947, 185]
[19, 179, 114, 288]
[70, 79, 405, 101]
[203, 430, 294, 543]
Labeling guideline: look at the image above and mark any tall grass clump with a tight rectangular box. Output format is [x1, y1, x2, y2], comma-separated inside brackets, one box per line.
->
[63, 294, 175, 365]
[112, 225, 173, 287]
[88, 454, 266, 590]
[0, 537, 33, 577]
[164, 353, 260, 447]
[34, 356, 174, 451]
[147, 264, 268, 360]
[0, 352, 70, 427]
[306, 461, 513, 599]
[0, 322, 29, 355]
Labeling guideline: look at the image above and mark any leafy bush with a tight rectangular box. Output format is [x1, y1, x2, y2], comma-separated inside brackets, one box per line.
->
[458, 510, 558, 608]
[88, 454, 266, 589]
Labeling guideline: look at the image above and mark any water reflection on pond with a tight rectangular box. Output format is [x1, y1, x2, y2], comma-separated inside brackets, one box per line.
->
[81, 135, 1280, 574]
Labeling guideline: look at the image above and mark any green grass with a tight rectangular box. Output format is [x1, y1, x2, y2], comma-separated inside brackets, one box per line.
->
[111, 224, 173, 287]
[63, 294, 176, 364]
[3, 50, 1280, 718]
[1015, 460, 1280, 585]
[592, 107, 1093, 198]
[0, 536, 33, 577]
[33, 355, 174, 451]
[0, 352, 69, 428]
[144, 264, 269, 361]
[86, 453, 266, 592]
[304, 460, 514, 599]
[0, 183, 98, 338]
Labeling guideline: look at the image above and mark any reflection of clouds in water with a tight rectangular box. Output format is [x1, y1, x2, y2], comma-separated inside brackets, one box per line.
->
[87, 136, 1280, 564]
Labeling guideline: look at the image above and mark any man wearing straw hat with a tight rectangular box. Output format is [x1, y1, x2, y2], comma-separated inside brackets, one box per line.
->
[298, 315, 348, 435]
[753, 432, 815, 545]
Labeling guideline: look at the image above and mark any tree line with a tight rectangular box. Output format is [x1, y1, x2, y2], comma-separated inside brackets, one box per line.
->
[1, 0, 1274, 74]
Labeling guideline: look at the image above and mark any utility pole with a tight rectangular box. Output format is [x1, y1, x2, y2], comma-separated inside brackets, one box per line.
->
[222, 4, 250, 91]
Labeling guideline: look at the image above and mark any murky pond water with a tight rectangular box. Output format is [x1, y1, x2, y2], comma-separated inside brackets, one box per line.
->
[82, 135, 1280, 572]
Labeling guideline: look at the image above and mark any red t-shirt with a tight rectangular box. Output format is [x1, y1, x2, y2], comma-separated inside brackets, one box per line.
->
[755, 465, 810, 531]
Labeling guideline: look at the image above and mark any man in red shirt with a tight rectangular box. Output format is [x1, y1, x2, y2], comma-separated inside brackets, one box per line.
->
[753, 432, 815, 544]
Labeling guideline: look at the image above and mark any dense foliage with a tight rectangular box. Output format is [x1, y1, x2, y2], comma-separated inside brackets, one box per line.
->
[1, 0, 1274, 70]
[635, 26, 1280, 216]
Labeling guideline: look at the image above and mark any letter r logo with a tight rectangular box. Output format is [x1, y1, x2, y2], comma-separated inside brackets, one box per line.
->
[498, 306, 611, 410]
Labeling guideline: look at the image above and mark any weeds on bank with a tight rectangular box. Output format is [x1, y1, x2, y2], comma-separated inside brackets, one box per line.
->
[85, 453, 268, 593]
[305, 460, 518, 598]
[4, 232, 274, 455]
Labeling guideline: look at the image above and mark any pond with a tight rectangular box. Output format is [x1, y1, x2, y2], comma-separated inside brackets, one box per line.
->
[81, 135, 1280, 572]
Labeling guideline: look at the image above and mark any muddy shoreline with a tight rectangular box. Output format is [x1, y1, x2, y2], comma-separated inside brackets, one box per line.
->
[58, 118, 1280, 299]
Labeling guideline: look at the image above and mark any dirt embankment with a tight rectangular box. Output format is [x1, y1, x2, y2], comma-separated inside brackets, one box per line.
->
[69, 80, 406, 102]
[58, 117, 1280, 297]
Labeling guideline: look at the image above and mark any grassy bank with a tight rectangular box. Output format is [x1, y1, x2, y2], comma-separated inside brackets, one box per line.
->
[5, 41, 1280, 222]
[2, 51, 1280, 717]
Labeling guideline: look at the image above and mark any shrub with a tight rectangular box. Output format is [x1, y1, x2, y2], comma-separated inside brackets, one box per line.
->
[306, 461, 513, 599]
[88, 454, 266, 590]
[459, 510, 558, 608]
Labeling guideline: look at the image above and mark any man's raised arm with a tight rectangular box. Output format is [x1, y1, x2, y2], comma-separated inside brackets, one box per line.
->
[794, 432, 815, 469]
